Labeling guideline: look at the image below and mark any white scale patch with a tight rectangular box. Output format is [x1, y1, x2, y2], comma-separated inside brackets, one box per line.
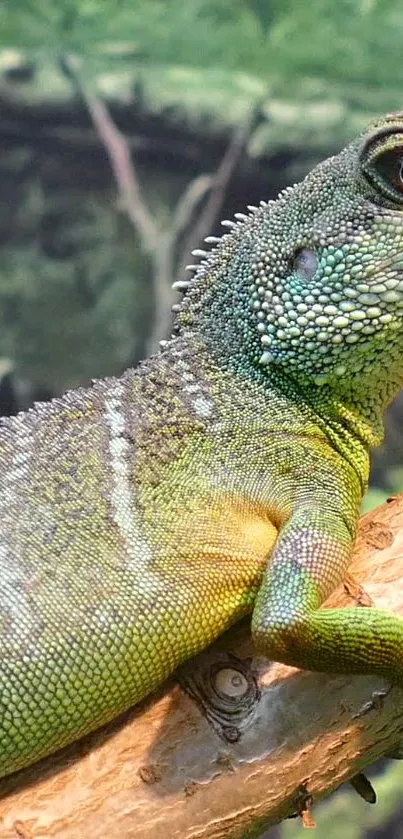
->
[175, 357, 214, 419]
[0, 419, 36, 636]
[2, 418, 33, 507]
[0, 543, 33, 648]
[193, 396, 213, 418]
[103, 382, 154, 573]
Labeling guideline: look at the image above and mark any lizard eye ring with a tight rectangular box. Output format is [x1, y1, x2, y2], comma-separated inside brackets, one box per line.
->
[361, 126, 403, 204]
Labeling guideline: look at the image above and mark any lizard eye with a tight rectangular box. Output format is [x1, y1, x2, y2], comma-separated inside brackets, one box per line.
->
[292, 248, 318, 282]
[361, 128, 403, 204]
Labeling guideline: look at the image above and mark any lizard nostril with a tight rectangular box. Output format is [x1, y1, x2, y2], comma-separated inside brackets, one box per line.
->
[292, 248, 318, 282]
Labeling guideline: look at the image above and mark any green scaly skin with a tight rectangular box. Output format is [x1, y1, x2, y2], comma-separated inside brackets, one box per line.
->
[2, 112, 403, 777]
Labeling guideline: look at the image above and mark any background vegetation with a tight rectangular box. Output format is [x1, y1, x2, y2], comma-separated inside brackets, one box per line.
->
[1, 1, 403, 835]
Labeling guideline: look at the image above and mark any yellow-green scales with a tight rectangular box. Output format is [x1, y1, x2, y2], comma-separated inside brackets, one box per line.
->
[2, 112, 403, 776]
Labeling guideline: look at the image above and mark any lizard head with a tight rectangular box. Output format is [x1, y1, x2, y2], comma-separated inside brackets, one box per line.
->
[175, 112, 403, 419]
[181, 113, 403, 410]
[249, 112, 403, 398]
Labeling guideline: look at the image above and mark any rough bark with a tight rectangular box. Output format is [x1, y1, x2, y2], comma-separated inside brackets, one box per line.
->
[1, 496, 403, 839]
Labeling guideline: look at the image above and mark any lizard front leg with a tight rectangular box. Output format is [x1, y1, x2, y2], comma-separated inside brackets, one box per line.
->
[251, 505, 403, 683]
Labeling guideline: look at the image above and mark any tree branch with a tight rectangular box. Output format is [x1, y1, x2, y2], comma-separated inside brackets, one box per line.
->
[58, 53, 158, 254]
[58, 53, 176, 358]
[2, 496, 403, 837]
[170, 174, 213, 240]
[58, 54, 269, 357]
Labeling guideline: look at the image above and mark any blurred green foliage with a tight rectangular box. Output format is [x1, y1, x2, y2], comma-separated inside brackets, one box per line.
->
[361, 467, 403, 513]
[281, 761, 403, 839]
[2, 0, 403, 94]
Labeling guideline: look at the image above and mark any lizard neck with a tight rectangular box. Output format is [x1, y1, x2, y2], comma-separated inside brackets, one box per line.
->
[164, 326, 372, 494]
[282, 375, 379, 492]
[171, 213, 398, 492]
[291, 344, 403, 455]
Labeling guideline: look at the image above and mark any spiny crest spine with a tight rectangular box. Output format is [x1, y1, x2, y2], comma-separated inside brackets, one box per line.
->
[170, 201, 265, 303]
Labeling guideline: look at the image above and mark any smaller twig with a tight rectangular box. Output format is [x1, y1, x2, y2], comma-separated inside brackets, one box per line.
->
[177, 93, 267, 279]
[170, 175, 213, 239]
[350, 773, 376, 803]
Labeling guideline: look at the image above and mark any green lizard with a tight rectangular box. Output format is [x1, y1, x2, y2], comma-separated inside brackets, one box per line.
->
[1, 111, 403, 778]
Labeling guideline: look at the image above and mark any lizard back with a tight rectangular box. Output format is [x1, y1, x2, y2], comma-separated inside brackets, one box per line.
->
[0, 340, 282, 775]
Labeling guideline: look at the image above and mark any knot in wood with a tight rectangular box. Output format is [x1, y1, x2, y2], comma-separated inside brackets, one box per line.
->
[178, 651, 260, 740]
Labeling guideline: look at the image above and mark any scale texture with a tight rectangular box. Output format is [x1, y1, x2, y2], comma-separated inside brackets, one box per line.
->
[2, 112, 403, 777]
